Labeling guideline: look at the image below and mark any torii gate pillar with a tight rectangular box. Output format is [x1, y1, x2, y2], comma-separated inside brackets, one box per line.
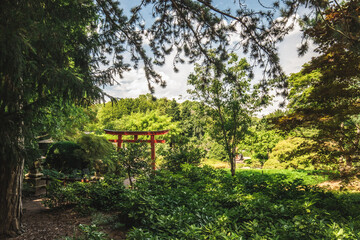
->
[104, 129, 169, 171]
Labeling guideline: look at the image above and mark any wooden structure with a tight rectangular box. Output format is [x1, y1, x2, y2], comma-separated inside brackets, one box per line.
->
[104, 129, 169, 170]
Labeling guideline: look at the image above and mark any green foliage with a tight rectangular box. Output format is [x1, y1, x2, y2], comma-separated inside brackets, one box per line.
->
[239, 168, 331, 186]
[103, 110, 179, 142]
[162, 146, 204, 172]
[177, 101, 211, 140]
[63, 224, 109, 240]
[3, 0, 343, 236]
[118, 143, 151, 187]
[107, 110, 175, 131]
[188, 52, 261, 175]
[264, 137, 316, 170]
[241, 118, 284, 167]
[45, 141, 88, 173]
[96, 94, 156, 127]
[275, 1, 360, 178]
[45, 166, 360, 239]
[91, 212, 118, 227]
[194, 132, 227, 161]
[165, 99, 181, 122]
[94, 96, 191, 136]
[277, 66, 360, 177]
[123, 167, 360, 239]
[34, 103, 92, 142]
[205, 140, 227, 161]
[76, 134, 119, 175]
[42, 168, 84, 179]
[44, 175, 126, 214]
[299, 1, 360, 81]
[83, 96, 219, 163]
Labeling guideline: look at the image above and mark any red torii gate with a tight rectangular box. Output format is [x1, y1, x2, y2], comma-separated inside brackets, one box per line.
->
[104, 129, 170, 170]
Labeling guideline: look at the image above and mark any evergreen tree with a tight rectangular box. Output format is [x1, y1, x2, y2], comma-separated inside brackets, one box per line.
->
[0, 1, 104, 236]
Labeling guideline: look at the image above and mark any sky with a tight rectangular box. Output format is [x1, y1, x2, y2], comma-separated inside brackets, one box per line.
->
[103, 1, 317, 115]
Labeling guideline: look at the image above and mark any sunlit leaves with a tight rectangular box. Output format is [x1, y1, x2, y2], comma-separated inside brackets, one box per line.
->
[187, 52, 262, 175]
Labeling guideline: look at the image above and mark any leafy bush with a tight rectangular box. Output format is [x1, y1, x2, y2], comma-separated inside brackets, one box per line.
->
[45, 141, 88, 173]
[45, 166, 360, 239]
[64, 224, 109, 240]
[42, 168, 84, 179]
[76, 134, 119, 175]
[205, 140, 227, 161]
[263, 137, 316, 169]
[123, 167, 360, 239]
[162, 146, 203, 172]
[44, 175, 127, 214]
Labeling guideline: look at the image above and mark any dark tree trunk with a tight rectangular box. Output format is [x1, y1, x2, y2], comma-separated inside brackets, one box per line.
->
[0, 117, 25, 238]
[230, 146, 236, 176]
[0, 155, 24, 238]
[230, 158, 236, 176]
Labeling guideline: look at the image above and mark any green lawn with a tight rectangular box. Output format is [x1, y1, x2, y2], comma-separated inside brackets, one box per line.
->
[237, 168, 332, 185]
[202, 158, 332, 185]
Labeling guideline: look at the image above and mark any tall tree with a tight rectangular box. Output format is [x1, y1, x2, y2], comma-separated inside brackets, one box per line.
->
[188, 52, 262, 176]
[0, 0, 105, 236]
[273, 1, 360, 177]
[276, 69, 360, 177]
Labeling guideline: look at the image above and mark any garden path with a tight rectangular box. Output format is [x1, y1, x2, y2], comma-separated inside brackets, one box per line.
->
[7, 196, 91, 240]
[7, 196, 126, 240]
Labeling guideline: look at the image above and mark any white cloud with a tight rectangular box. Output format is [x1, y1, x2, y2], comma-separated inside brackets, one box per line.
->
[278, 21, 317, 75]
[104, 52, 194, 101]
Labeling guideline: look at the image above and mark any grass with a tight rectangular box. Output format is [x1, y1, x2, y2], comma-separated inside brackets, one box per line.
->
[201, 158, 229, 169]
[201, 158, 332, 185]
[237, 168, 331, 185]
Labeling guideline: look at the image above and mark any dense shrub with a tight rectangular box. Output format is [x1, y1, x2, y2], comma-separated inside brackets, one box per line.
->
[264, 137, 316, 169]
[162, 146, 203, 172]
[45, 167, 360, 239]
[124, 167, 360, 239]
[44, 175, 127, 214]
[45, 141, 88, 173]
[76, 134, 119, 175]
[205, 140, 227, 161]
[64, 224, 109, 240]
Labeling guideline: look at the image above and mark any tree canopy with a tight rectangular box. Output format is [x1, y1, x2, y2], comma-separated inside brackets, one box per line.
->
[188, 52, 261, 175]
[272, 1, 360, 178]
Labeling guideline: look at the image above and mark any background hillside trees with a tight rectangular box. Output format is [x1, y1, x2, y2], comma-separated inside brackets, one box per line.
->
[241, 118, 283, 168]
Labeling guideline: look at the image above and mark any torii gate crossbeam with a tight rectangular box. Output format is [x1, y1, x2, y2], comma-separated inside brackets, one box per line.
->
[104, 129, 169, 170]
